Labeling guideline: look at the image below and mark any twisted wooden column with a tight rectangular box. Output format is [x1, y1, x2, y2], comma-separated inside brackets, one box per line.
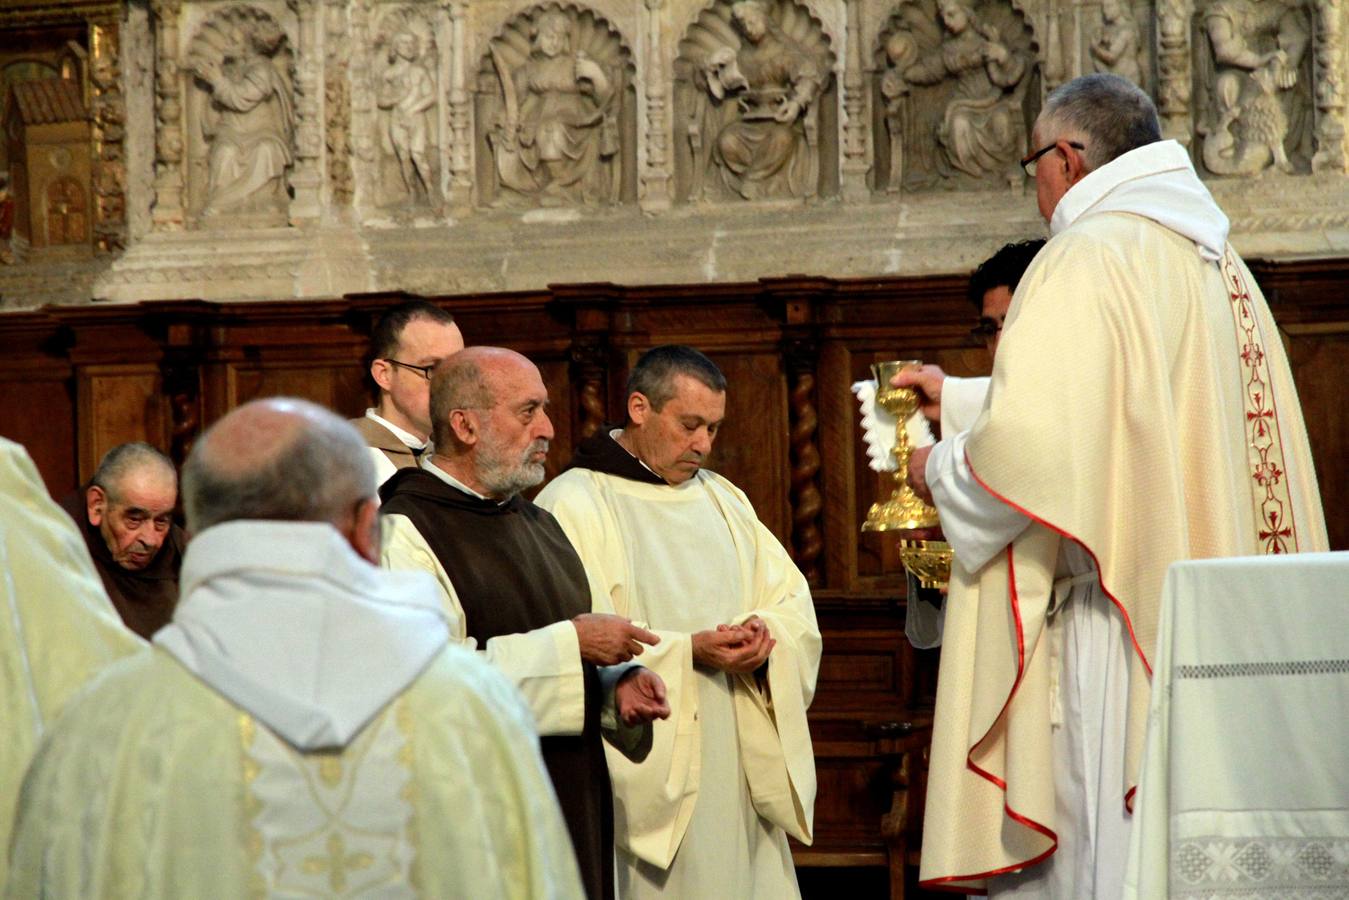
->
[570, 340, 609, 440]
[785, 337, 823, 585]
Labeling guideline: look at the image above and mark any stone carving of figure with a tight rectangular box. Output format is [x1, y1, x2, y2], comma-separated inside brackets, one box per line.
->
[377, 30, 437, 204]
[1198, 0, 1308, 175]
[189, 16, 294, 220]
[881, 31, 920, 192]
[489, 10, 620, 207]
[698, 0, 824, 200]
[1091, 0, 1146, 85]
[899, 0, 1028, 183]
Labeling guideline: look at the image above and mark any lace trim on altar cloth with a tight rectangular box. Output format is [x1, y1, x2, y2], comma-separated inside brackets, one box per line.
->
[1178, 659, 1349, 679]
[1172, 836, 1349, 899]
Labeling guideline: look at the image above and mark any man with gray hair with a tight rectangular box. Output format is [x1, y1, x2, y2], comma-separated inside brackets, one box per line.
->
[9, 398, 584, 898]
[380, 346, 672, 900]
[897, 74, 1327, 896]
[59, 441, 186, 638]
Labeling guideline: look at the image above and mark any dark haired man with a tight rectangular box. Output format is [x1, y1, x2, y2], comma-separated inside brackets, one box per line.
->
[537, 344, 821, 900]
[352, 300, 463, 487]
[900, 74, 1326, 897]
[896, 238, 1045, 440]
[59, 441, 186, 639]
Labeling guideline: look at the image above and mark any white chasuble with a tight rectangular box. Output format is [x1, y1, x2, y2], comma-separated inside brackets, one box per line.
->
[537, 468, 820, 899]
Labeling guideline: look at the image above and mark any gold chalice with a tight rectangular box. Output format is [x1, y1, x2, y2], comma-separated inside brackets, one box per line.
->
[860, 359, 953, 589]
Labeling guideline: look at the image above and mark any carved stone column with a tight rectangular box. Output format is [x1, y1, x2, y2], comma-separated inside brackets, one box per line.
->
[447, 2, 474, 207]
[151, 0, 185, 231]
[324, 0, 354, 210]
[784, 336, 824, 585]
[1155, 0, 1193, 145]
[288, 0, 323, 223]
[841, 0, 869, 199]
[348, 0, 375, 214]
[641, 0, 673, 210]
[1313, 0, 1349, 172]
[88, 18, 128, 252]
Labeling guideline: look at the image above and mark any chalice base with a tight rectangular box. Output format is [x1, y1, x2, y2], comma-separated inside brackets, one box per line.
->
[862, 486, 940, 532]
[898, 539, 954, 589]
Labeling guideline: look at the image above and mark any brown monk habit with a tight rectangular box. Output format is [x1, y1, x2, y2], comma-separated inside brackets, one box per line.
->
[58, 491, 185, 640]
[379, 469, 614, 900]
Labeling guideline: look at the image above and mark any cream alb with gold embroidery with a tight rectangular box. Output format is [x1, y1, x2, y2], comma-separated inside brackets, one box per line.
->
[6, 521, 583, 900]
[0, 438, 143, 888]
[918, 141, 1328, 893]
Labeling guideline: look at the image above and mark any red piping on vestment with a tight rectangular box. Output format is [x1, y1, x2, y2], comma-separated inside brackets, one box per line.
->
[964, 450, 1153, 678]
[917, 546, 1060, 894]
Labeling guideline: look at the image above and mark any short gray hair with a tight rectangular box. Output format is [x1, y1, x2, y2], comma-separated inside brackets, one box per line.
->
[182, 398, 373, 533]
[430, 355, 495, 450]
[626, 345, 727, 412]
[1039, 73, 1161, 172]
[91, 442, 176, 501]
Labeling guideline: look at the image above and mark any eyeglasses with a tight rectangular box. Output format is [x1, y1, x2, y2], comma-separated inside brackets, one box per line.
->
[1021, 141, 1085, 177]
[969, 316, 1003, 346]
[383, 358, 435, 380]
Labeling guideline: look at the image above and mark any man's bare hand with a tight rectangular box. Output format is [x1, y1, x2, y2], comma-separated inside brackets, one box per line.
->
[572, 613, 660, 666]
[693, 616, 776, 674]
[906, 444, 934, 505]
[892, 364, 947, 423]
[614, 668, 671, 726]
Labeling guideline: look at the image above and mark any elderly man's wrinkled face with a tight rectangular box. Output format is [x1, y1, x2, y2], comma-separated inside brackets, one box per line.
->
[87, 468, 177, 571]
[629, 374, 726, 485]
[474, 361, 555, 498]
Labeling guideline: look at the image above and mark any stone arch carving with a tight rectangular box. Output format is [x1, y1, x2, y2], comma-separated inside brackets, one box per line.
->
[183, 5, 296, 227]
[873, 0, 1038, 194]
[1191, 0, 1314, 176]
[370, 5, 441, 209]
[473, 3, 638, 209]
[673, 0, 838, 204]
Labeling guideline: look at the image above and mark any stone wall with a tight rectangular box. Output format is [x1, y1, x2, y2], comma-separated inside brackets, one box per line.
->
[2, 0, 1348, 308]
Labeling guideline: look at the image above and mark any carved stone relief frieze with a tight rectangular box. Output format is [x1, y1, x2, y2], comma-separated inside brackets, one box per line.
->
[1193, 0, 1313, 176]
[182, 4, 297, 226]
[674, 0, 838, 203]
[875, 0, 1037, 193]
[474, 3, 638, 209]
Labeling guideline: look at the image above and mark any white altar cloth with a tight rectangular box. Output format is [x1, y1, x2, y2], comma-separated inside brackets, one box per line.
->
[1124, 552, 1349, 899]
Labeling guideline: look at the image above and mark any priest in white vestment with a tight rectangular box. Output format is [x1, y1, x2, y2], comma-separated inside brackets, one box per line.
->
[6, 399, 583, 900]
[536, 345, 822, 900]
[0, 438, 143, 888]
[897, 74, 1329, 898]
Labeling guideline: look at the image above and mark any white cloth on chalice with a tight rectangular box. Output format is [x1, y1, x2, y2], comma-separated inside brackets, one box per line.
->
[851, 379, 935, 472]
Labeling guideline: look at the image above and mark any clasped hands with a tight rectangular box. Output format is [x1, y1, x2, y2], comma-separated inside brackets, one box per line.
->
[693, 615, 775, 674]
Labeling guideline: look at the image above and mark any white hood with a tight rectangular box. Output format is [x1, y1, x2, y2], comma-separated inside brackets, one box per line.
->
[156, 520, 449, 750]
[1050, 140, 1230, 262]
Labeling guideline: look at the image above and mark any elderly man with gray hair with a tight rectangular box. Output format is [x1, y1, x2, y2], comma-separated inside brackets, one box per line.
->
[58, 441, 186, 638]
[8, 398, 584, 899]
[897, 74, 1327, 897]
